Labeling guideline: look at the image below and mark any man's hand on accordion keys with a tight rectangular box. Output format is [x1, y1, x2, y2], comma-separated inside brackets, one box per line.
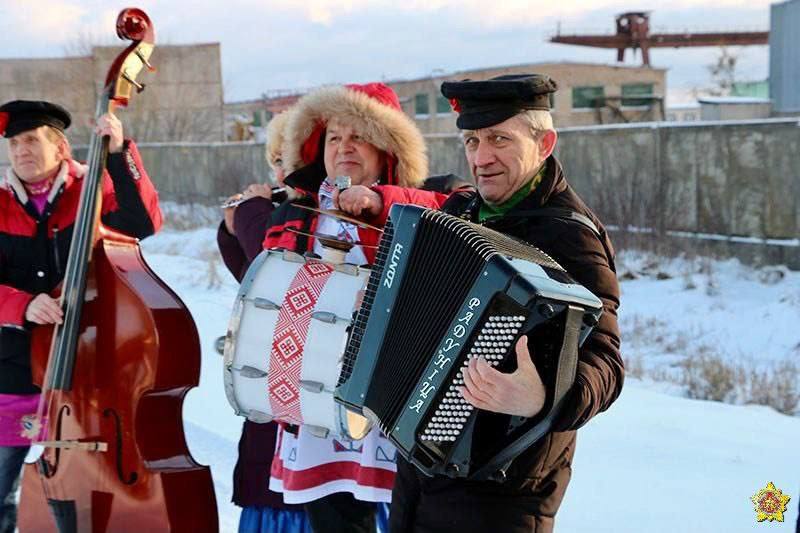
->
[460, 336, 546, 418]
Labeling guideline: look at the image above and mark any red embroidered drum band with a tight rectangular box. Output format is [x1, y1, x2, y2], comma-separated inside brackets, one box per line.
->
[267, 261, 335, 424]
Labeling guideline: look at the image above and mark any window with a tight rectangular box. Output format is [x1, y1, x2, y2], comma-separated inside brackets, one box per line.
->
[435, 94, 452, 115]
[572, 86, 604, 109]
[621, 83, 654, 107]
[414, 93, 430, 117]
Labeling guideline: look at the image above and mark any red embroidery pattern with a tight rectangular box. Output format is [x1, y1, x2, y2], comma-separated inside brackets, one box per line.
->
[267, 261, 334, 424]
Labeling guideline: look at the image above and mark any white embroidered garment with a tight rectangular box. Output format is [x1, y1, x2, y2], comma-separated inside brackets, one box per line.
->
[313, 178, 368, 265]
[270, 426, 397, 504]
[271, 177, 396, 503]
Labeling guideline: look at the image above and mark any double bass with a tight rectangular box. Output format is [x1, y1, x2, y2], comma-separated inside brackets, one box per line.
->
[18, 9, 218, 532]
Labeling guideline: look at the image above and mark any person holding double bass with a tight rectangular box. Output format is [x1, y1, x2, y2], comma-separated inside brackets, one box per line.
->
[0, 100, 161, 532]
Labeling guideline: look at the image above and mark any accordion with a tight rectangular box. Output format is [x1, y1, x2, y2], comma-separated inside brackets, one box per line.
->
[335, 205, 603, 481]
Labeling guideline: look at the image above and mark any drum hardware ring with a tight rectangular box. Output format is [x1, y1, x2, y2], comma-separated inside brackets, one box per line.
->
[214, 335, 226, 355]
[305, 425, 331, 439]
[335, 263, 360, 276]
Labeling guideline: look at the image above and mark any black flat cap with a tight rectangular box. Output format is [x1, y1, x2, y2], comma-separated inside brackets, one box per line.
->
[441, 74, 558, 130]
[0, 100, 72, 138]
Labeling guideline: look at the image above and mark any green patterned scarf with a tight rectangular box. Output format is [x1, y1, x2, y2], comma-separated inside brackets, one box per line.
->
[478, 163, 546, 223]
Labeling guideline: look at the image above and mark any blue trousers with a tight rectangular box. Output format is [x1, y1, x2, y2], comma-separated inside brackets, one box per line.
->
[0, 445, 28, 533]
[238, 502, 389, 533]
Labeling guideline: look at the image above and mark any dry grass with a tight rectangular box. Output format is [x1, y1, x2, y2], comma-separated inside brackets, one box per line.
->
[680, 351, 736, 403]
[624, 312, 799, 416]
[745, 361, 800, 415]
[678, 350, 799, 415]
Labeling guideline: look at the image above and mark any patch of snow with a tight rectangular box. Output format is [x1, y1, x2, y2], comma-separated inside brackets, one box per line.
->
[135, 229, 800, 532]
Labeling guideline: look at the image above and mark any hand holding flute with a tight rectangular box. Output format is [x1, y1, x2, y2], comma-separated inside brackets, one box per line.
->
[221, 183, 281, 234]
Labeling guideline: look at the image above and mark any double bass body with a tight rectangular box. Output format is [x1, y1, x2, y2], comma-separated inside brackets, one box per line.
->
[17, 8, 218, 532]
[20, 229, 218, 532]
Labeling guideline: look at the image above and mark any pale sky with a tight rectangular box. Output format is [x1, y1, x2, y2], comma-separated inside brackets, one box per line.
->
[0, 0, 774, 104]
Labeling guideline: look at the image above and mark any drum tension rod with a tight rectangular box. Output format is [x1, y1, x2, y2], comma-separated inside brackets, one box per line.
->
[299, 380, 327, 393]
[236, 365, 268, 378]
[250, 297, 280, 310]
[246, 410, 273, 424]
[311, 311, 351, 325]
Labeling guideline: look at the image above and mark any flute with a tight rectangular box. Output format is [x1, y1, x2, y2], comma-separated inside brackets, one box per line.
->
[220, 187, 287, 208]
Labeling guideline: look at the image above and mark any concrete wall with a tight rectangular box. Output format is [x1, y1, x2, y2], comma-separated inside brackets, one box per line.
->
[92, 43, 225, 144]
[72, 142, 273, 204]
[0, 56, 96, 145]
[4, 119, 796, 266]
[556, 119, 800, 240]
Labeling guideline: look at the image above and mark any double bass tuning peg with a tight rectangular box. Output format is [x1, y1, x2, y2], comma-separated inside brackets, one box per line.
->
[122, 72, 146, 93]
[135, 49, 155, 71]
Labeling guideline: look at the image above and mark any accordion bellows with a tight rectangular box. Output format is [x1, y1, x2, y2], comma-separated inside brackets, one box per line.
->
[335, 205, 602, 480]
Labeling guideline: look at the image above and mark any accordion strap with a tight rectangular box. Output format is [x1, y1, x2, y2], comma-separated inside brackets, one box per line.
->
[471, 304, 584, 482]
[552, 305, 583, 411]
[505, 208, 601, 238]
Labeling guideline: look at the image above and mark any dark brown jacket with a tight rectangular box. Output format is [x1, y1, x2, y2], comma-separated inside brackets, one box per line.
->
[391, 156, 623, 533]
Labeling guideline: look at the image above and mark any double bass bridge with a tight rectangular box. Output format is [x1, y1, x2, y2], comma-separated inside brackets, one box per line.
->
[37, 440, 109, 452]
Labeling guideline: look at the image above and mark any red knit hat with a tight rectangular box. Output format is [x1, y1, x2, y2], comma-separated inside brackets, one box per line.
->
[346, 82, 402, 111]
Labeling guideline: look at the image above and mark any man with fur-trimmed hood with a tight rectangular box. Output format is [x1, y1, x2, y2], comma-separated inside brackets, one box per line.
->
[246, 83, 444, 533]
[262, 82, 441, 257]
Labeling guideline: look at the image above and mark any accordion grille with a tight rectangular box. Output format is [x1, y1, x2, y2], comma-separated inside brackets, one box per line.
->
[364, 211, 494, 429]
[338, 218, 395, 387]
[465, 220, 564, 271]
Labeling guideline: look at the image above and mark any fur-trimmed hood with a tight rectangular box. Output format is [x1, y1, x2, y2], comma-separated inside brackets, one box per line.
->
[281, 85, 428, 188]
[265, 110, 290, 168]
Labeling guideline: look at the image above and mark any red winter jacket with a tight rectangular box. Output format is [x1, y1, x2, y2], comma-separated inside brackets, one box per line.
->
[0, 140, 162, 394]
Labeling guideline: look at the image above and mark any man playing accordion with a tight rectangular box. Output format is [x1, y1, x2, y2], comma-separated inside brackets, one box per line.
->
[346, 74, 623, 533]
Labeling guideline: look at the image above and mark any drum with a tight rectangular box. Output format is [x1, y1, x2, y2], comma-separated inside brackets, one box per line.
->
[223, 249, 372, 440]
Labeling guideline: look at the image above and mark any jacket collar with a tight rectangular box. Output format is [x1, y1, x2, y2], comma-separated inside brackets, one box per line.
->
[4, 159, 87, 207]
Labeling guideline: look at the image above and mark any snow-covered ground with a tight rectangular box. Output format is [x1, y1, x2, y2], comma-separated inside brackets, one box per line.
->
[139, 224, 800, 532]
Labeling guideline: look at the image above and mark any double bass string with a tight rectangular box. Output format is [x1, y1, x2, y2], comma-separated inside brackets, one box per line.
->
[27, 92, 114, 508]
[30, 95, 109, 444]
